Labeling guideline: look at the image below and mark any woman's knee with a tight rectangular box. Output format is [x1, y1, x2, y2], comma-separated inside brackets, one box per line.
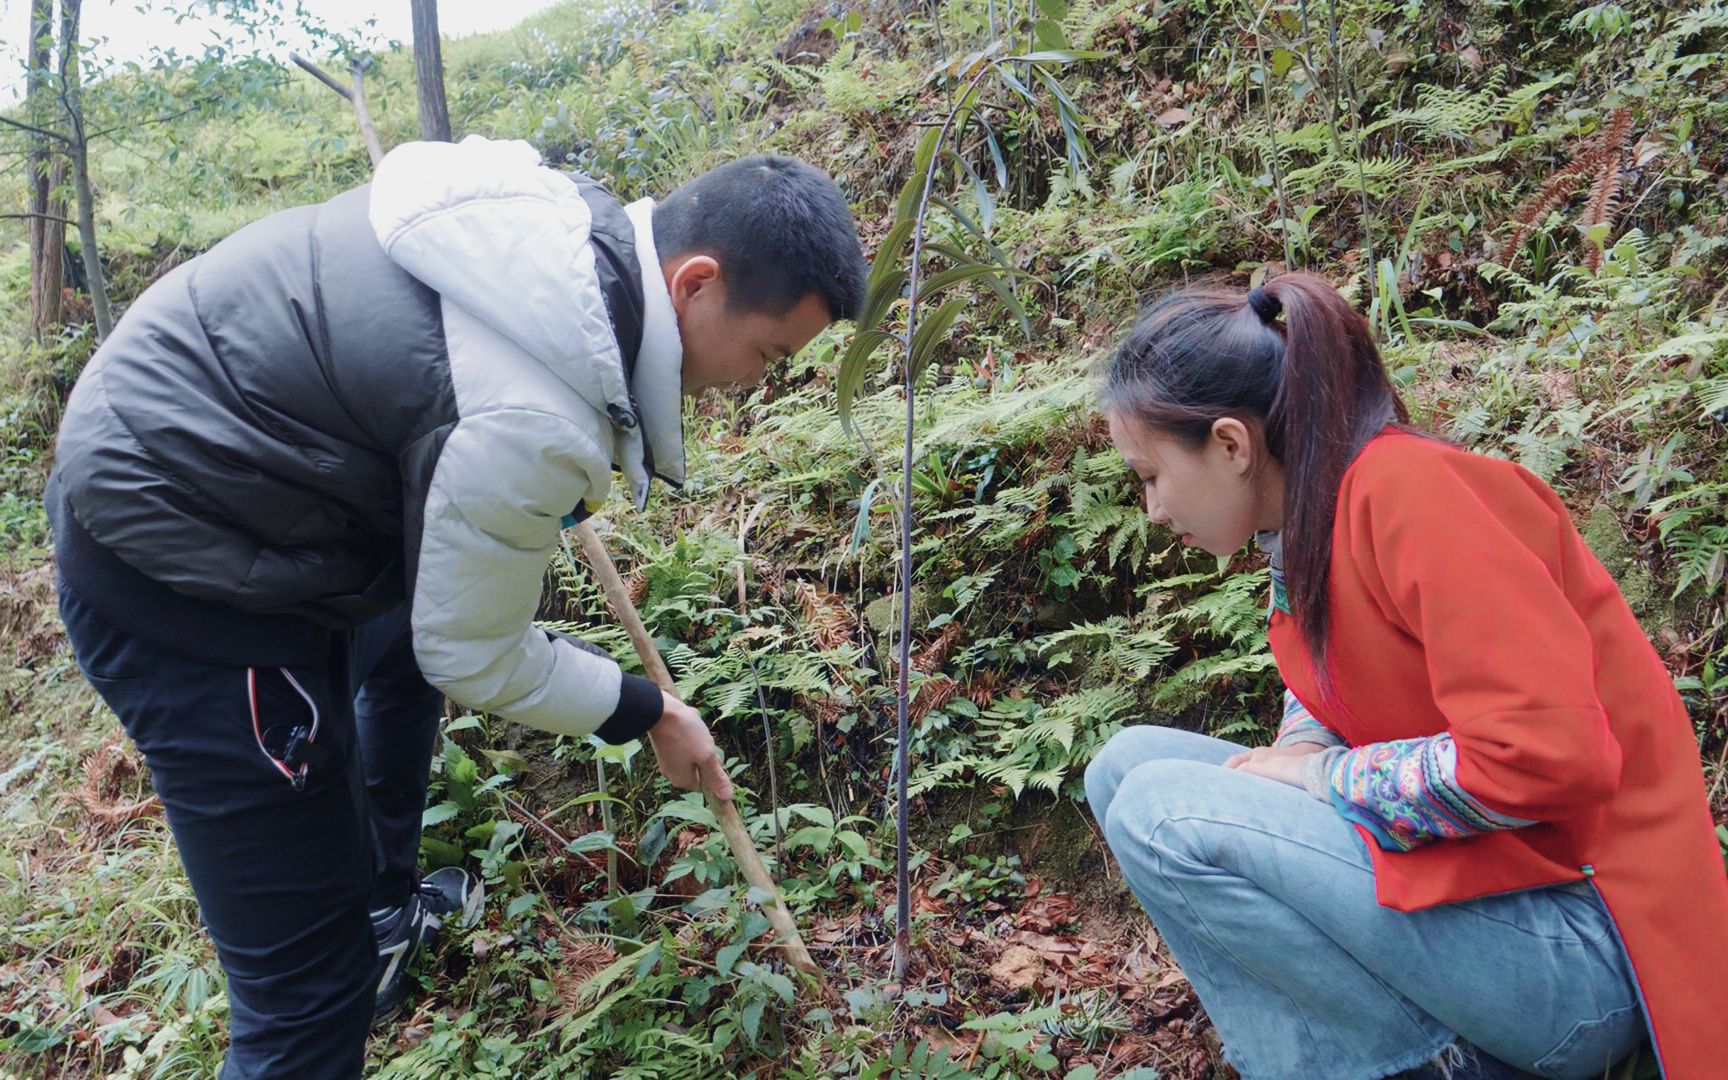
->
[1101, 757, 1214, 851]
[1087, 725, 1169, 818]
[1086, 725, 1223, 816]
[1099, 758, 1228, 909]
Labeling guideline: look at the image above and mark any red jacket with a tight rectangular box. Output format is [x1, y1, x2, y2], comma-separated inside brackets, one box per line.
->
[1268, 430, 1728, 1078]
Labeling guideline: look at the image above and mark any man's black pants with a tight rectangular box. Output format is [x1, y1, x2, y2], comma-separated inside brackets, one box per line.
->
[58, 579, 443, 1079]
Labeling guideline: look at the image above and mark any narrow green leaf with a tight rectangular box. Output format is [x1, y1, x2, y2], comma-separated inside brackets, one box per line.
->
[896, 127, 942, 225]
[910, 297, 969, 383]
[836, 328, 902, 433]
[867, 218, 916, 302]
[917, 255, 1029, 299]
[1006, 48, 1108, 64]
[922, 244, 1036, 340]
[859, 269, 908, 335]
[849, 476, 884, 552]
[996, 65, 1037, 104]
[930, 195, 1007, 265]
[971, 112, 1009, 189]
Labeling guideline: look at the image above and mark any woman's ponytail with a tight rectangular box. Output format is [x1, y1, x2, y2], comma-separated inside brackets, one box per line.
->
[1259, 274, 1407, 668]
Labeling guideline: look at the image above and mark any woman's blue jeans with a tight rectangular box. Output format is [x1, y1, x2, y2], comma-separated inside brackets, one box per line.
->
[1084, 725, 1649, 1080]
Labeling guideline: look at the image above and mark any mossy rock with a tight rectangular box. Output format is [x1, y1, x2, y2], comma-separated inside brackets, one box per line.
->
[1580, 502, 1667, 629]
[863, 586, 938, 637]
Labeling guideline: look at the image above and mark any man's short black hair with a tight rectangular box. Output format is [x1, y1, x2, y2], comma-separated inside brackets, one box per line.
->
[652, 155, 867, 321]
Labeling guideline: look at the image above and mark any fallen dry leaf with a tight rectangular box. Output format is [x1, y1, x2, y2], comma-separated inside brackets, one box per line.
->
[989, 944, 1045, 991]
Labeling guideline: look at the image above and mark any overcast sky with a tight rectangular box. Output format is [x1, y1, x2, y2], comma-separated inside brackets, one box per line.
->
[2, 0, 567, 102]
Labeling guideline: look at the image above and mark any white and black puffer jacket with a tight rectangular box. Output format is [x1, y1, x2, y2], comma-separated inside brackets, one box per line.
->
[49, 137, 686, 738]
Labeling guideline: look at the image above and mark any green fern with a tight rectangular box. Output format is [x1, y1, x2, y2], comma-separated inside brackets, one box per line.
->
[1364, 71, 1569, 145]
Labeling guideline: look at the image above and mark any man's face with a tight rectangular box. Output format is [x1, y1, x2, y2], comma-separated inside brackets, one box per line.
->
[663, 255, 832, 394]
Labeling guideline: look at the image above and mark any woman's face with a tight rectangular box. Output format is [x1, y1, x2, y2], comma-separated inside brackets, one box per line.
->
[1106, 410, 1284, 558]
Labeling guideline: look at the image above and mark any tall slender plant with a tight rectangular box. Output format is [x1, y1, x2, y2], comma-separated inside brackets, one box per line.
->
[834, 45, 1099, 980]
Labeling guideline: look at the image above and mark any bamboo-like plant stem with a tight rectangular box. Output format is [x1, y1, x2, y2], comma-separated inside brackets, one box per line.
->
[891, 60, 997, 984]
[596, 757, 618, 894]
[1247, 0, 1297, 270]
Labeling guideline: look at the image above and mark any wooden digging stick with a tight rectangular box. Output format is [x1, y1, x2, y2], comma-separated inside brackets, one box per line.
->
[572, 521, 823, 981]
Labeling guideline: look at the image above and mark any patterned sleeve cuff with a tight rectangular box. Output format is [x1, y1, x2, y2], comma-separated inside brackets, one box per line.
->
[1325, 733, 1538, 852]
[1273, 690, 1347, 750]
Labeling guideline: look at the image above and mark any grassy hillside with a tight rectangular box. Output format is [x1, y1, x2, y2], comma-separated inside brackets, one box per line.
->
[2, 1, 1725, 1076]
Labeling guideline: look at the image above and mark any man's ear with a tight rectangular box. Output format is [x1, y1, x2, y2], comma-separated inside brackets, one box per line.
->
[665, 254, 721, 316]
[1210, 416, 1256, 476]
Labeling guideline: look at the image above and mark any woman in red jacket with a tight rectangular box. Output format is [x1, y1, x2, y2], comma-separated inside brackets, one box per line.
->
[1085, 272, 1728, 1079]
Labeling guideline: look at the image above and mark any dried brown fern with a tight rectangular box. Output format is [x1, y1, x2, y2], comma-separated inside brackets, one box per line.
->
[550, 935, 621, 1014]
[1579, 108, 1633, 272]
[0, 563, 63, 667]
[912, 622, 964, 675]
[910, 675, 961, 722]
[965, 670, 1006, 708]
[794, 580, 858, 650]
[805, 696, 849, 729]
[751, 556, 785, 606]
[1503, 108, 1632, 268]
[624, 571, 649, 608]
[1503, 157, 1597, 261]
[69, 734, 162, 841]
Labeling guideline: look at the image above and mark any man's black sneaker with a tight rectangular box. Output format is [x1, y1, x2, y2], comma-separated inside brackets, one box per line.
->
[371, 867, 483, 1024]
[418, 866, 484, 928]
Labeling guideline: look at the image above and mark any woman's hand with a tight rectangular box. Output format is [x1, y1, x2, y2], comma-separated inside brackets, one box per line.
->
[1223, 743, 1326, 789]
[646, 691, 734, 801]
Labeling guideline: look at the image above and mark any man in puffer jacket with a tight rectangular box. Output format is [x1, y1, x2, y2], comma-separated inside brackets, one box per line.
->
[46, 136, 867, 1078]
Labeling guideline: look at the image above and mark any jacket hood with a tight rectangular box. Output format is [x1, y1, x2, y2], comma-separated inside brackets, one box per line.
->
[369, 135, 684, 503]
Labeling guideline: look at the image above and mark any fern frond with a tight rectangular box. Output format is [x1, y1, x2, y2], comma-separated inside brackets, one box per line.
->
[1695, 377, 1728, 418]
[1579, 108, 1632, 272]
[1505, 107, 1632, 267]
[794, 579, 858, 650]
[1503, 156, 1597, 262]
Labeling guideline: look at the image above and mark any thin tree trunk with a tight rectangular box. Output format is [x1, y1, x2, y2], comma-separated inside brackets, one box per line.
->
[59, 0, 113, 341]
[348, 61, 386, 167]
[26, 0, 64, 341]
[68, 131, 111, 340]
[411, 0, 451, 142]
[289, 53, 385, 166]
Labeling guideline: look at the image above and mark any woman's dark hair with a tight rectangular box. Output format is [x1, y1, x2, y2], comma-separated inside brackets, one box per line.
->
[1099, 271, 1411, 671]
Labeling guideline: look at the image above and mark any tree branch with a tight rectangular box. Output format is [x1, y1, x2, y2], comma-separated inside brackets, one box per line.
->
[347, 61, 385, 167]
[289, 52, 353, 102]
[87, 103, 208, 143]
[0, 114, 71, 145]
[289, 52, 384, 166]
[1, 211, 77, 226]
